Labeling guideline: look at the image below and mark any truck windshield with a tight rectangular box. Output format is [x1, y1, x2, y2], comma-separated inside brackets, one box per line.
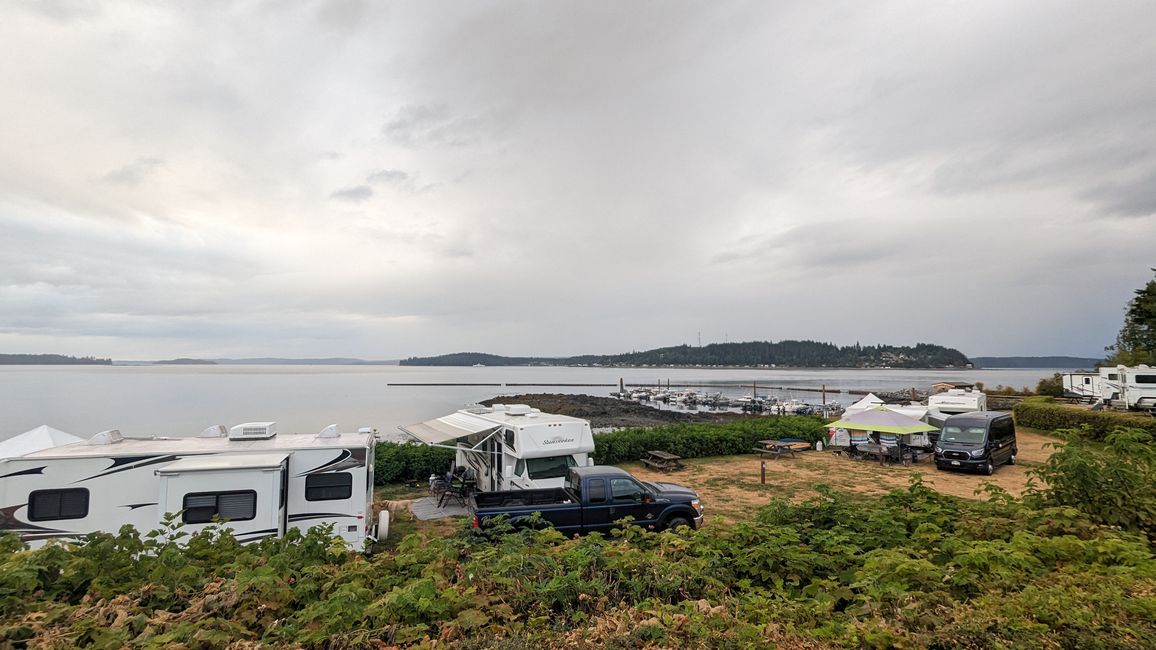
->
[940, 425, 987, 444]
[520, 455, 577, 480]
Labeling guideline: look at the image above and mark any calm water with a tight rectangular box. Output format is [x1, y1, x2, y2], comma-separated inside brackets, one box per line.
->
[0, 365, 1061, 441]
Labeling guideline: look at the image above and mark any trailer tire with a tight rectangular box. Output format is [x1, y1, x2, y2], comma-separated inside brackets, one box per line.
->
[665, 516, 692, 532]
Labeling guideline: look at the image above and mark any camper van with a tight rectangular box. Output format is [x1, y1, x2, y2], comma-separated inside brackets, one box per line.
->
[0, 422, 384, 549]
[400, 404, 595, 492]
[1062, 372, 1102, 401]
[934, 411, 1017, 475]
[1098, 365, 1156, 412]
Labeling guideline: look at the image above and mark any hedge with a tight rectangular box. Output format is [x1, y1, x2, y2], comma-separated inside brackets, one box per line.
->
[592, 416, 826, 466]
[1013, 398, 1156, 439]
[373, 442, 456, 485]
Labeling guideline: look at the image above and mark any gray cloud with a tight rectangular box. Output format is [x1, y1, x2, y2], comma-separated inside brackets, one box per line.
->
[329, 185, 373, 202]
[103, 157, 165, 186]
[1, 1, 1153, 360]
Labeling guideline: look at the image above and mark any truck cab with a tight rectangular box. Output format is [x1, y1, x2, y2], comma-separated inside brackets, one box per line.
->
[471, 466, 703, 535]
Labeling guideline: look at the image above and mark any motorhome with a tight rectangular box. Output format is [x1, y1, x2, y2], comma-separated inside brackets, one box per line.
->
[400, 404, 595, 492]
[1099, 365, 1156, 412]
[1062, 372, 1102, 401]
[926, 388, 988, 431]
[0, 422, 384, 549]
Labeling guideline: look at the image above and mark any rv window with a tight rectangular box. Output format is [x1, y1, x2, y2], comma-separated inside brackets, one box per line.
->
[1084, 377, 1091, 385]
[182, 490, 256, 524]
[587, 478, 606, 503]
[305, 473, 353, 501]
[1107, 373, 1119, 381]
[525, 455, 578, 480]
[1136, 375, 1156, 384]
[28, 488, 89, 521]
[504, 428, 516, 449]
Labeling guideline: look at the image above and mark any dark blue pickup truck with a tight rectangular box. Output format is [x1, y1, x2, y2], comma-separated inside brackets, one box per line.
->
[470, 466, 704, 534]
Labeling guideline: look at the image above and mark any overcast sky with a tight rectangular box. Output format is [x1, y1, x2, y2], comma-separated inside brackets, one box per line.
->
[1, 1, 1153, 360]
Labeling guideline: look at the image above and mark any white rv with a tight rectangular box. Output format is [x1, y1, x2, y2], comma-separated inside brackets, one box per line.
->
[400, 404, 595, 492]
[0, 422, 384, 549]
[926, 388, 988, 430]
[1099, 365, 1156, 412]
[1062, 372, 1102, 401]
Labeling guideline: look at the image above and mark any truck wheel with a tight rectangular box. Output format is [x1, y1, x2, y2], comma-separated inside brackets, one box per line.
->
[665, 516, 692, 532]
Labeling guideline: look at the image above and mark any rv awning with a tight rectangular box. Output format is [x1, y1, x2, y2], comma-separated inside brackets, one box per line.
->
[399, 411, 501, 445]
[156, 452, 290, 474]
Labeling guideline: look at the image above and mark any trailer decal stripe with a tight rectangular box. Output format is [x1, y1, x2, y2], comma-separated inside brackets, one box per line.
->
[77, 455, 179, 482]
[297, 449, 364, 476]
[288, 512, 353, 522]
[0, 466, 46, 479]
[121, 503, 157, 510]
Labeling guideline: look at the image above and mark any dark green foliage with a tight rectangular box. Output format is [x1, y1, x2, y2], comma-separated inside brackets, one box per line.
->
[1035, 372, 1064, 397]
[592, 416, 827, 465]
[374, 442, 456, 485]
[1014, 398, 1156, 438]
[1105, 268, 1156, 366]
[1027, 427, 1156, 539]
[401, 340, 971, 368]
[0, 354, 111, 365]
[2, 475, 1153, 648]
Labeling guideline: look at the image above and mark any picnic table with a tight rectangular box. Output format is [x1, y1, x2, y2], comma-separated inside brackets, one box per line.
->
[753, 439, 813, 458]
[641, 450, 684, 472]
[848, 442, 914, 466]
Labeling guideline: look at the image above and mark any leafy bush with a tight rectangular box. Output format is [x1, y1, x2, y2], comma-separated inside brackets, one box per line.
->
[1035, 372, 1064, 397]
[374, 442, 456, 485]
[2, 477, 1154, 648]
[1013, 398, 1156, 439]
[1027, 427, 1156, 538]
[592, 416, 826, 465]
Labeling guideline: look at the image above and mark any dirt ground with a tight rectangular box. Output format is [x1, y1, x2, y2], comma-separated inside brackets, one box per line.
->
[624, 429, 1060, 525]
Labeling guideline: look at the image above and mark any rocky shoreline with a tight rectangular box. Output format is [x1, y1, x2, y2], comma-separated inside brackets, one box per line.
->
[479, 393, 743, 429]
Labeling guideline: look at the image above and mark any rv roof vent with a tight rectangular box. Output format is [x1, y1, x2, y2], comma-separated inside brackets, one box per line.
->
[317, 424, 339, 438]
[199, 425, 228, 438]
[229, 422, 277, 440]
[506, 404, 532, 416]
[357, 426, 375, 434]
[490, 404, 507, 412]
[88, 429, 123, 445]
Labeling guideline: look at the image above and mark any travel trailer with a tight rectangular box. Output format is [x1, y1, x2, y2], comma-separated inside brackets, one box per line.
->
[1099, 365, 1156, 412]
[926, 388, 988, 432]
[1062, 372, 1102, 401]
[0, 422, 384, 549]
[400, 404, 595, 492]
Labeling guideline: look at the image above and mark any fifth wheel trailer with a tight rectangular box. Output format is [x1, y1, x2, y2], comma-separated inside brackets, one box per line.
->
[0, 422, 384, 549]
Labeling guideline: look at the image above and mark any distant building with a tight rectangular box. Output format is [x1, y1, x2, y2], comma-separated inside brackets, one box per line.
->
[931, 381, 976, 394]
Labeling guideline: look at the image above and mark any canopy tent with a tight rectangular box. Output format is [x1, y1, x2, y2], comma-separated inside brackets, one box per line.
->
[399, 411, 501, 445]
[0, 425, 86, 458]
[848, 393, 884, 410]
[826, 405, 939, 435]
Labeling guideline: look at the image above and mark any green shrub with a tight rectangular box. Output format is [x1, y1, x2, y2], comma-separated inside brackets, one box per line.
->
[374, 442, 456, 485]
[592, 416, 826, 465]
[1027, 427, 1156, 538]
[1013, 398, 1156, 439]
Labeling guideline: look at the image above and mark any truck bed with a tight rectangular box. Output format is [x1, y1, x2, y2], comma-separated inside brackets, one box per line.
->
[471, 487, 576, 509]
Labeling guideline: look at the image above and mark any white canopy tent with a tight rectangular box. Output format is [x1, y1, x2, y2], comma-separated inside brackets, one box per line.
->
[0, 425, 86, 459]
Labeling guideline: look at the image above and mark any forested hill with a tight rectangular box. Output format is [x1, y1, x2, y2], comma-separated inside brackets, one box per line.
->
[0, 354, 112, 365]
[400, 341, 970, 368]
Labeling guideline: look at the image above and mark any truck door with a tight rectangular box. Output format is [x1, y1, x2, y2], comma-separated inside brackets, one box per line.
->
[583, 477, 654, 533]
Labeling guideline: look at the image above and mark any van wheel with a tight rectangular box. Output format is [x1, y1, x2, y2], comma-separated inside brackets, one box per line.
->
[983, 461, 994, 476]
[665, 516, 692, 532]
[1007, 452, 1017, 466]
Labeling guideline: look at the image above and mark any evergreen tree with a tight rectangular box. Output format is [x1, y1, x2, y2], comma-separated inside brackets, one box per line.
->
[1106, 269, 1156, 366]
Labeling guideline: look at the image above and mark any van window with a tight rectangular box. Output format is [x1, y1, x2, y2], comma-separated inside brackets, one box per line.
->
[992, 418, 1014, 442]
[1136, 375, 1156, 384]
[28, 488, 89, 521]
[183, 490, 256, 524]
[940, 425, 987, 444]
[305, 473, 353, 501]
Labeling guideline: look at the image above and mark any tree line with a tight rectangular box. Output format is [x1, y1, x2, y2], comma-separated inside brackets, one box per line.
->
[0, 354, 111, 365]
